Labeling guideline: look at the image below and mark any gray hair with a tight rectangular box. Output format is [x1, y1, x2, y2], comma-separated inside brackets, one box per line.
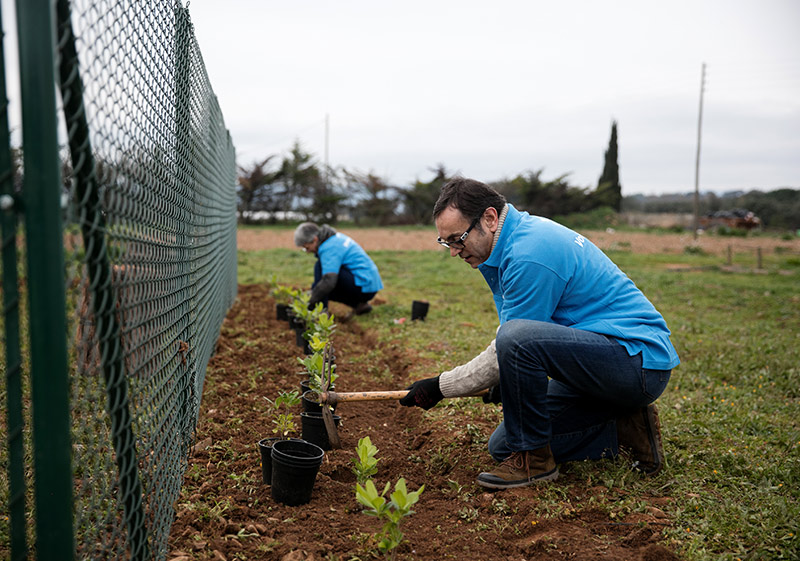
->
[294, 222, 320, 246]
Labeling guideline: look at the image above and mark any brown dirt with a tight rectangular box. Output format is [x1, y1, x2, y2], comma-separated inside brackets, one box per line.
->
[238, 227, 800, 255]
[167, 283, 684, 561]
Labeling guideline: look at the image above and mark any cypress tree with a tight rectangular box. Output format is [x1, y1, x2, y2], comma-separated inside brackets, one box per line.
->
[597, 120, 622, 211]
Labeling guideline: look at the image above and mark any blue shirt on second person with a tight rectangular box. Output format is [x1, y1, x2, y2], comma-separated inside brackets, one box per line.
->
[318, 232, 383, 293]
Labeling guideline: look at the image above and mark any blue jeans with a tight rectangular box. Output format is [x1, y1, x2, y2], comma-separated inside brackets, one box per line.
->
[488, 319, 671, 463]
[313, 261, 376, 308]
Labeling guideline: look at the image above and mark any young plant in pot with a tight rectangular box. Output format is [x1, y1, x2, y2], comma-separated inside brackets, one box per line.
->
[299, 353, 341, 450]
[298, 344, 338, 413]
[304, 309, 337, 344]
[299, 340, 341, 449]
[271, 281, 299, 322]
[289, 291, 313, 335]
[258, 389, 301, 485]
[298, 308, 336, 355]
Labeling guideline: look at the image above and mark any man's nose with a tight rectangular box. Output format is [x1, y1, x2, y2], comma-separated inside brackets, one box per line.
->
[450, 246, 462, 257]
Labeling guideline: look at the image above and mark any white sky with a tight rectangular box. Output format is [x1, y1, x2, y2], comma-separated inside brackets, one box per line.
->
[185, 0, 799, 196]
[3, 0, 799, 196]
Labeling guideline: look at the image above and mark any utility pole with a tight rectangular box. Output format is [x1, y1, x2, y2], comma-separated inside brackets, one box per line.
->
[324, 113, 329, 190]
[693, 62, 706, 241]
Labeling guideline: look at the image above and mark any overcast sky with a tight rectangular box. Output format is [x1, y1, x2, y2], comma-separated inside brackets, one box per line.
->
[184, 0, 799, 196]
[2, 1, 798, 196]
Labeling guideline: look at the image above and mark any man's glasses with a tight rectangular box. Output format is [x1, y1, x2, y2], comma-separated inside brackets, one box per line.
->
[436, 215, 481, 249]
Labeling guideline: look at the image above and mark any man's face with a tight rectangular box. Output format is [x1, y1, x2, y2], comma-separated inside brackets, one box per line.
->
[434, 206, 497, 268]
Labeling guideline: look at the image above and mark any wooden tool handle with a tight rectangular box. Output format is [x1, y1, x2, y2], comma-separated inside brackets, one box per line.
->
[321, 389, 488, 405]
[323, 390, 409, 403]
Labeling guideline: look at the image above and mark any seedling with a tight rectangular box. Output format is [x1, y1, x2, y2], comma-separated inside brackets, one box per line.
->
[351, 436, 380, 484]
[298, 351, 337, 395]
[272, 282, 299, 305]
[274, 389, 301, 410]
[266, 389, 301, 437]
[289, 291, 312, 322]
[305, 309, 337, 342]
[355, 478, 424, 560]
[307, 333, 328, 353]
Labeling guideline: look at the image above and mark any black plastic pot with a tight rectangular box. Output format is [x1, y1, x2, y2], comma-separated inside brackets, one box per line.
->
[276, 303, 289, 321]
[295, 329, 307, 349]
[301, 389, 337, 413]
[411, 300, 429, 321]
[302, 389, 324, 413]
[300, 411, 341, 451]
[257, 437, 283, 484]
[270, 439, 325, 506]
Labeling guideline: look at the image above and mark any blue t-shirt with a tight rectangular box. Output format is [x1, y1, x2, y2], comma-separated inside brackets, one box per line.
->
[318, 233, 383, 293]
[478, 205, 679, 371]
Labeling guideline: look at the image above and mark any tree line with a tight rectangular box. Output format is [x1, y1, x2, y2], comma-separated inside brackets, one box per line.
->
[238, 123, 623, 226]
[623, 189, 800, 231]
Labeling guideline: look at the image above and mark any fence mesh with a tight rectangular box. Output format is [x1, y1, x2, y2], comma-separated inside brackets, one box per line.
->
[55, 1, 236, 559]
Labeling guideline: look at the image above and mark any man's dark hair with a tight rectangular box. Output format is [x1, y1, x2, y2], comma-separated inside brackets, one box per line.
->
[432, 177, 506, 221]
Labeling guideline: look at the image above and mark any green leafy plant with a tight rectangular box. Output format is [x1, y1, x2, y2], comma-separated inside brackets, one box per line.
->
[355, 478, 424, 560]
[306, 333, 327, 353]
[289, 291, 312, 321]
[297, 349, 337, 395]
[351, 436, 380, 484]
[272, 282, 299, 305]
[305, 309, 337, 341]
[266, 389, 301, 436]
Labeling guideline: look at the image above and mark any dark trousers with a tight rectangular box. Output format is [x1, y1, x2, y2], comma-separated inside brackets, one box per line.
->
[313, 261, 376, 308]
[488, 319, 671, 463]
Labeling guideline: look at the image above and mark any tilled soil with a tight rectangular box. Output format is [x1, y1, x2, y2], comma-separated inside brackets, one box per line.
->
[167, 283, 683, 561]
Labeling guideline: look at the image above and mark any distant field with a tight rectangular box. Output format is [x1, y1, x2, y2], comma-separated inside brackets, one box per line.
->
[237, 225, 800, 257]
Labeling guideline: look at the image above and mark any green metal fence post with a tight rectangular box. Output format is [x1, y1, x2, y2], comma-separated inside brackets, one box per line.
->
[14, 0, 75, 558]
[1, 6, 28, 560]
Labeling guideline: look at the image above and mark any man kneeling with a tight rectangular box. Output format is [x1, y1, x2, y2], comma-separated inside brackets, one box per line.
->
[399, 178, 678, 488]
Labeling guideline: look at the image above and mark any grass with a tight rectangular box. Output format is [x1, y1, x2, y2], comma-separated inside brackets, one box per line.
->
[242, 232, 800, 561]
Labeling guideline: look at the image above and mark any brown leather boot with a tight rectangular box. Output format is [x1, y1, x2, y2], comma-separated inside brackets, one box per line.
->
[617, 403, 665, 475]
[476, 445, 559, 489]
[353, 301, 373, 315]
[341, 301, 372, 323]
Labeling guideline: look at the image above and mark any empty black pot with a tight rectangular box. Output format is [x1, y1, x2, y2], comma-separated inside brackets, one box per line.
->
[411, 300, 429, 321]
[257, 437, 283, 484]
[270, 439, 325, 506]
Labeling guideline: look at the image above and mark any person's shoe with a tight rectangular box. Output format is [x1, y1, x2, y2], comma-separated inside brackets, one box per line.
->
[476, 445, 559, 489]
[617, 403, 665, 475]
[339, 302, 372, 323]
[353, 302, 372, 315]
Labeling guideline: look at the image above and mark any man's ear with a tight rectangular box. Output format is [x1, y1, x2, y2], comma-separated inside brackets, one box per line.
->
[484, 207, 500, 233]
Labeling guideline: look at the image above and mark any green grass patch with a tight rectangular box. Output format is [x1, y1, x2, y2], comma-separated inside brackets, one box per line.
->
[245, 238, 800, 560]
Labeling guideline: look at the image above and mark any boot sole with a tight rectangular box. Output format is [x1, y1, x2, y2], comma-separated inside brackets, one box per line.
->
[476, 467, 559, 489]
[638, 404, 665, 475]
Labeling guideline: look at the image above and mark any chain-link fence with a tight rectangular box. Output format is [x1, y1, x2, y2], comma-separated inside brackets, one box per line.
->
[1, 1, 237, 560]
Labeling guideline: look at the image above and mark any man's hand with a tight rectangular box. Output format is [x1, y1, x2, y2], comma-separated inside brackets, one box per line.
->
[399, 376, 443, 410]
[482, 384, 502, 404]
